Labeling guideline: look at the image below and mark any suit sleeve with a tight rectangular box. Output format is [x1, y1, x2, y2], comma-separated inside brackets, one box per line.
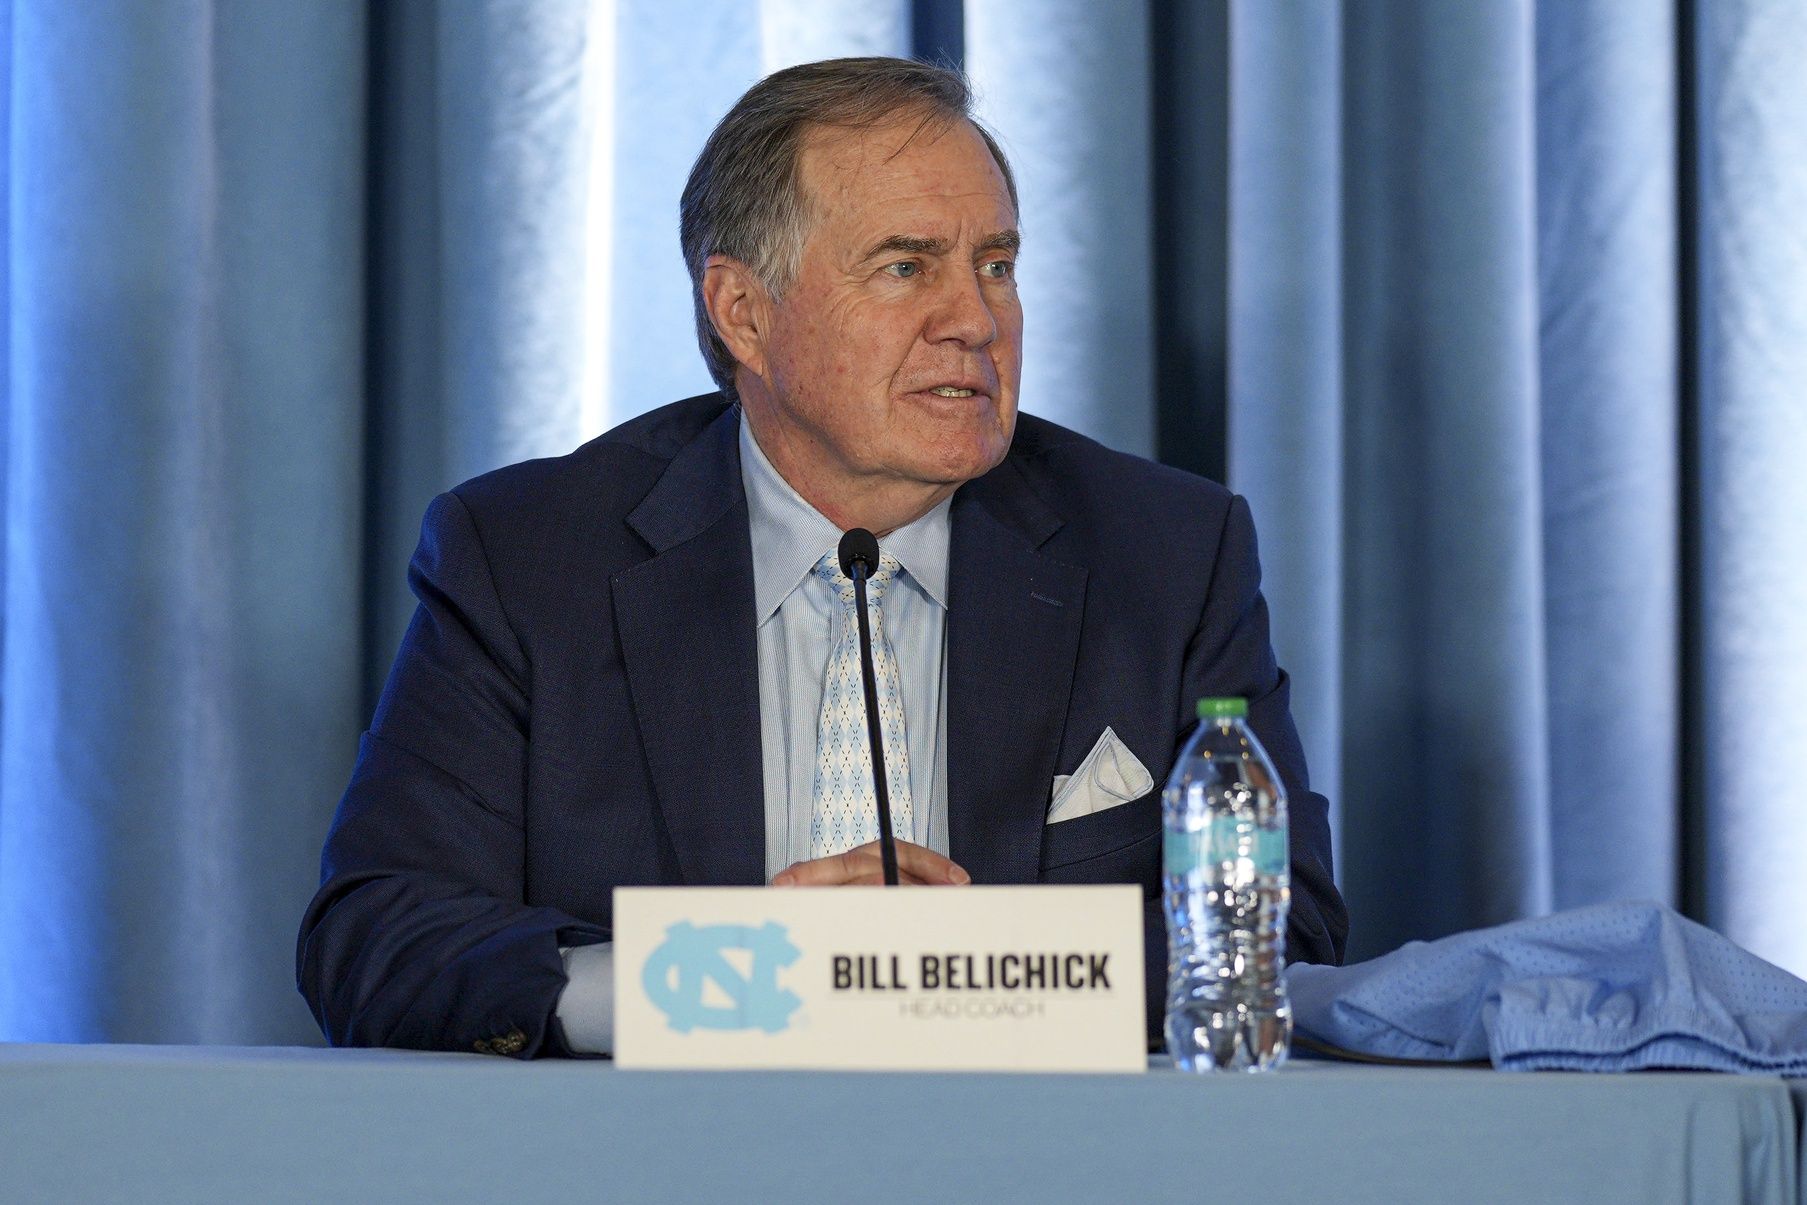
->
[1181, 493, 1349, 968]
[296, 491, 608, 1058]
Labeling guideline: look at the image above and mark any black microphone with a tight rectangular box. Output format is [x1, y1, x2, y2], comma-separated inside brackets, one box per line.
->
[837, 528, 900, 888]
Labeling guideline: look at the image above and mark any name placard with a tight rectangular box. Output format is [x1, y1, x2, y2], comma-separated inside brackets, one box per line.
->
[613, 885, 1145, 1073]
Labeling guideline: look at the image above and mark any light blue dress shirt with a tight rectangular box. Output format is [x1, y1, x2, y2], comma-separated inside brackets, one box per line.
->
[740, 414, 952, 876]
[556, 412, 952, 1053]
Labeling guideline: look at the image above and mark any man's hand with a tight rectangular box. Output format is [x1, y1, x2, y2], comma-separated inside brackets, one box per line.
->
[771, 840, 971, 887]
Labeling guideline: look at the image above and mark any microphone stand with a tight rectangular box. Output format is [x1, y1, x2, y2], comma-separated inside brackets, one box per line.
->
[840, 530, 900, 887]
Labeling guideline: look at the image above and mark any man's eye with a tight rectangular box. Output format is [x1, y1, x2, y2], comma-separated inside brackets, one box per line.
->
[885, 261, 920, 278]
[980, 260, 1015, 280]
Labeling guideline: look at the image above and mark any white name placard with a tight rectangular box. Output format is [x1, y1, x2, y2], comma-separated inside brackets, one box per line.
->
[613, 885, 1146, 1073]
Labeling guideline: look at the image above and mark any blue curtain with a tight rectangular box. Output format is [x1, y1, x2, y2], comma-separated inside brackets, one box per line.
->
[966, 0, 1156, 456]
[3, 0, 1805, 1043]
[1695, 0, 1807, 971]
[1, 1, 366, 1042]
[1231, 0, 1685, 960]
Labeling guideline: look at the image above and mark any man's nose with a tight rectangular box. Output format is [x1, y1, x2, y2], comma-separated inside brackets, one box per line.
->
[927, 268, 998, 348]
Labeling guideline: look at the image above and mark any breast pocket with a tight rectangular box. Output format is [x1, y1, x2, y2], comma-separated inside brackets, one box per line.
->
[1037, 791, 1161, 898]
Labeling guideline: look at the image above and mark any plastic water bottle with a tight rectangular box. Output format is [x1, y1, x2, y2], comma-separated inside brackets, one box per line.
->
[1163, 697, 1291, 1072]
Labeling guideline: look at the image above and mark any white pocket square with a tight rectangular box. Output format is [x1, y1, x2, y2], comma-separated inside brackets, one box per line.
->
[1047, 727, 1154, 824]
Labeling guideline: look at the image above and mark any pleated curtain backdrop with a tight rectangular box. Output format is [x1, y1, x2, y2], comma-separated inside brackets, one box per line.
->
[1233, 0, 1677, 960]
[2, 0, 1804, 1044]
[2, 1, 368, 1044]
[1228, 0, 1807, 967]
[1694, 0, 1807, 971]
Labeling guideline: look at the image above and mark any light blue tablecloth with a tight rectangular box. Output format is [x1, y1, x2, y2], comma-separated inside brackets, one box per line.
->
[0, 1044, 1795, 1204]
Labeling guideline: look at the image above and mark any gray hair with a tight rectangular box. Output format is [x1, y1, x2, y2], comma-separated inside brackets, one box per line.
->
[679, 56, 1018, 399]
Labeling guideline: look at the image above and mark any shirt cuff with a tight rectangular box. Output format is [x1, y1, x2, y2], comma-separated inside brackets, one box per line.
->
[555, 942, 615, 1055]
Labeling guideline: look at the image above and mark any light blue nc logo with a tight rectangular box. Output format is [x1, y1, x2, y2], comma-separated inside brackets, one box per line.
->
[641, 920, 801, 1034]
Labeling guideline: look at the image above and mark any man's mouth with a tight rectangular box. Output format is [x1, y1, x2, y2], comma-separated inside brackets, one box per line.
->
[929, 386, 976, 397]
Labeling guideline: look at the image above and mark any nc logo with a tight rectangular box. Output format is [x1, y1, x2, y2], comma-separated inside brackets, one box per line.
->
[641, 920, 801, 1034]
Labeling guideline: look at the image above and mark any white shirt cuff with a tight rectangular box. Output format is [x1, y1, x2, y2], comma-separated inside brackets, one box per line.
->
[555, 942, 615, 1055]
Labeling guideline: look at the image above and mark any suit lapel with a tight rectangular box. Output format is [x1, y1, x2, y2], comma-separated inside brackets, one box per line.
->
[946, 460, 1088, 885]
[613, 409, 765, 886]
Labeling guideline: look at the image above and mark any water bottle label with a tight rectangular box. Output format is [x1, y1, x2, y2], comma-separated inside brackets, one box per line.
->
[1164, 818, 1288, 876]
[1254, 827, 1287, 875]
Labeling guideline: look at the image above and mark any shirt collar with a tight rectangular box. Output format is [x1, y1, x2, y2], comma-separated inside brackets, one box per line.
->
[738, 412, 951, 623]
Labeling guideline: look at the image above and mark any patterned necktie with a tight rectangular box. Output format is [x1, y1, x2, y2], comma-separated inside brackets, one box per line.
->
[810, 550, 913, 858]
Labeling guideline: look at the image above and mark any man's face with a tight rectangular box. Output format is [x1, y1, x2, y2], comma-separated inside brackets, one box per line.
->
[745, 113, 1022, 508]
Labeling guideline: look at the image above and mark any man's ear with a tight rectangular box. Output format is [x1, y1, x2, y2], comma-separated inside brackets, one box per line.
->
[701, 255, 772, 381]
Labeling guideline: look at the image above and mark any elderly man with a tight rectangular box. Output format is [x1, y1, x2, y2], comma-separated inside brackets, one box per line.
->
[298, 57, 1347, 1057]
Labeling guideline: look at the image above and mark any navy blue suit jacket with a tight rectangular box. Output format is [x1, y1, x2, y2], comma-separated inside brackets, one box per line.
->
[298, 394, 1348, 1056]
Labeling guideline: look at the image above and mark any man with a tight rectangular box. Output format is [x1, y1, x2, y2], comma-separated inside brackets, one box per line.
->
[298, 57, 1347, 1057]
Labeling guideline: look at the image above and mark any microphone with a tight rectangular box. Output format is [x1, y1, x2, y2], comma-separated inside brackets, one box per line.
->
[837, 528, 900, 887]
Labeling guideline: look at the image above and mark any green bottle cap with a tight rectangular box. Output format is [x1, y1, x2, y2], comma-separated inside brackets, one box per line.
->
[1196, 697, 1248, 720]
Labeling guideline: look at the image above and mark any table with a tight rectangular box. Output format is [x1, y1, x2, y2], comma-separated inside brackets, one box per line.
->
[0, 1044, 1796, 1203]
[1791, 1081, 1807, 1200]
